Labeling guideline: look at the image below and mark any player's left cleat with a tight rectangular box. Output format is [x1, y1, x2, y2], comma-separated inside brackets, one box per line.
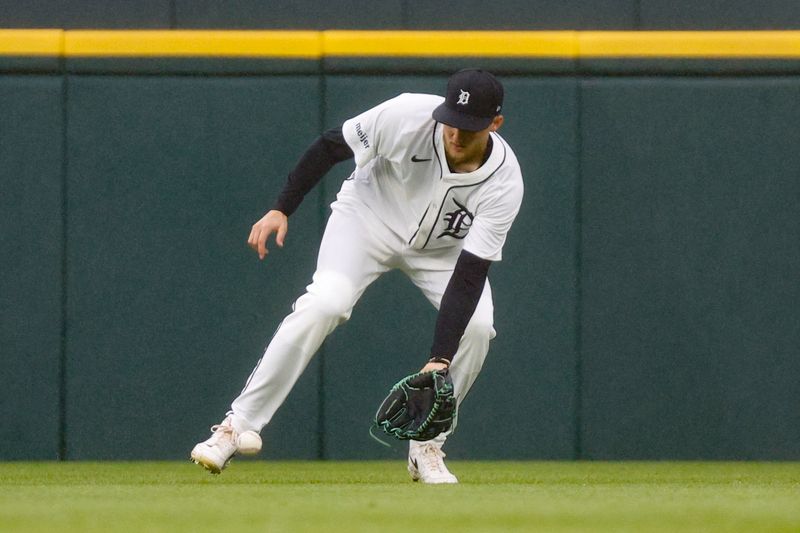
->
[190, 415, 261, 474]
[408, 441, 458, 484]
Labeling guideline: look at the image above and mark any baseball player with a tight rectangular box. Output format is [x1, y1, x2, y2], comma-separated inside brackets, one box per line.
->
[191, 69, 524, 483]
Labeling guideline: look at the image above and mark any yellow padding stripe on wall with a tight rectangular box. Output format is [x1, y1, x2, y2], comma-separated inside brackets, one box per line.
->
[2, 30, 800, 58]
[0, 30, 63, 55]
[323, 31, 578, 57]
[65, 30, 321, 58]
[579, 31, 800, 57]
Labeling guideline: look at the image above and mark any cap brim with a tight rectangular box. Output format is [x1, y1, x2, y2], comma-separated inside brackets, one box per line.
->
[432, 103, 493, 132]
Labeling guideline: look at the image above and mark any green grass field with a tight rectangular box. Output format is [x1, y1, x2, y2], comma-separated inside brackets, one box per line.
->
[1, 461, 798, 532]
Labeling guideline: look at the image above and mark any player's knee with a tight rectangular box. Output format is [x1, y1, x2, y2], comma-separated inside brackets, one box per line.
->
[303, 270, 358, 322]
[463, 311, 495, 341]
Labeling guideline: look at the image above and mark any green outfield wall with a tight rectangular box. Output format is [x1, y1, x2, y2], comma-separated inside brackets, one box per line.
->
[1, 31, 798, 461]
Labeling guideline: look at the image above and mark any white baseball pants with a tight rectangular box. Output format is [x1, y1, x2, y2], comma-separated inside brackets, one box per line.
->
[229, 195, 496, 443]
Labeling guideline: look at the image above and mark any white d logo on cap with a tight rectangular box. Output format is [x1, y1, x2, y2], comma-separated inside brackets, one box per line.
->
[457, 90, 470, 105]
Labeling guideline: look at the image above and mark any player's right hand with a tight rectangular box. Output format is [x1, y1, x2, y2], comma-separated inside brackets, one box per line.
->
[248, 210, 288, 260]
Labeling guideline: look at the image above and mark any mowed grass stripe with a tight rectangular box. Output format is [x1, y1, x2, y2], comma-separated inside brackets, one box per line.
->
[1, 461, 798, 532]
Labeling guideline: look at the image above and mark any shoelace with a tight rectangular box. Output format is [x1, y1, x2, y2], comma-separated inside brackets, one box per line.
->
[208, 423, 236, 445]
[419, 444, 447, 473]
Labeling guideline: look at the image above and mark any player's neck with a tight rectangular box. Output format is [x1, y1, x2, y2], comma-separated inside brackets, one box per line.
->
[446, 136, 493, 174]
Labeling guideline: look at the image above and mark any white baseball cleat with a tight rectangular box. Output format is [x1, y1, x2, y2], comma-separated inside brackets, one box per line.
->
[190, 415, 262, 474]
[408, 441, 458, 484]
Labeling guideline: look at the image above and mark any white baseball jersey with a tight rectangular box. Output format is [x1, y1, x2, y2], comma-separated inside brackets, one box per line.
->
[341, 93, 524, 261]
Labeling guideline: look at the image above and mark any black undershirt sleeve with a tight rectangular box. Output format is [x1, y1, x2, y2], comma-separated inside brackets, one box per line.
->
[429, 249, 492, 363]
[272, 127, 354, 216]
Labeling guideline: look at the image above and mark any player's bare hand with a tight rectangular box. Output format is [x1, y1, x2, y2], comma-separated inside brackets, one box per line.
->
[248, 210, 288, 260]
[420, 361, 449, 373]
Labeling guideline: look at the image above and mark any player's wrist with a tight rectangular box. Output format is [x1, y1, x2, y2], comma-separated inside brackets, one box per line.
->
[427, 356, 451, 367]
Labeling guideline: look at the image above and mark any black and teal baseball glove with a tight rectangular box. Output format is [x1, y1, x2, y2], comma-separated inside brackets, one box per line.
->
[374, 369, 457, 442]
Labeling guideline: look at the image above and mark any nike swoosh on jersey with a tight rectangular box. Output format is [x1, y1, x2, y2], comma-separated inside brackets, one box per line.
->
[411, 155, 432, 162]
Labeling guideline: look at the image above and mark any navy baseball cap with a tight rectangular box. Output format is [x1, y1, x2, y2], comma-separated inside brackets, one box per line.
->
[432, 69, 504, 132]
